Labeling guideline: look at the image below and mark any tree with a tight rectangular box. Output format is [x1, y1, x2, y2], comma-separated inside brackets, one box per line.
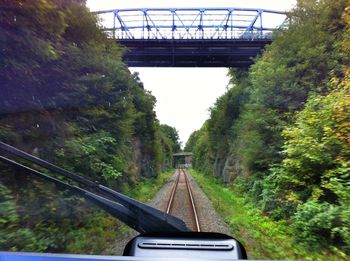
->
[0, 0, 179, 252]
[160, 124, 181, 153]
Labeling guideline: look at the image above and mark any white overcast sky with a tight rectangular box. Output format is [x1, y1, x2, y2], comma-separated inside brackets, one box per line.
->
[87, 1, 296, 147]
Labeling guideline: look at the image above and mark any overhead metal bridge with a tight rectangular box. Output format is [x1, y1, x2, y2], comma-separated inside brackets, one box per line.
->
[95, 8, 287, 67]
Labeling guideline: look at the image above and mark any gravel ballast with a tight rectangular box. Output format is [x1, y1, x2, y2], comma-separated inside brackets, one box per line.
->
[106, 169, 232, 255]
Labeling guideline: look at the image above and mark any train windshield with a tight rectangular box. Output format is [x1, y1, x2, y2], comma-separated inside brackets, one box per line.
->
[1, 1, 349, 260]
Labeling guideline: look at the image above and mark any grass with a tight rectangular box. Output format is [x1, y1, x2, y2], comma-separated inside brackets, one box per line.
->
[127, 169, 174, 202]
[189, 169, 348, 261]
[65, 212, 122, 254]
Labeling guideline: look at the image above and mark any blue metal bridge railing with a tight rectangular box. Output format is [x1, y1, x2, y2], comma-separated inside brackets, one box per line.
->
[95, 8, 287, 41]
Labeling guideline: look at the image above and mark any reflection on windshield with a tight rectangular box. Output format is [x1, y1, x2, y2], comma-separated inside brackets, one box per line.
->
[1, 0, 350, 260]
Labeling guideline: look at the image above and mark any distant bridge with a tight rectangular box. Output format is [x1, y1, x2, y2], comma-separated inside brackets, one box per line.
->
[95, 8, 287, 67]
[173, 152, 193, 168]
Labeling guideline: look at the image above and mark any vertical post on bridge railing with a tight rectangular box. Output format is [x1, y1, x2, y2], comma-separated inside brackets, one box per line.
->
[260, 10, 263, 39]
[231, 9, 233, 39]
[224, 9, 232, 39]
[113, 11, 116, 39]
[142, 9, 150, 39]
[142, 10, 145, 39]
[171, 9, 175, 39]
[199, 9, 204, 39]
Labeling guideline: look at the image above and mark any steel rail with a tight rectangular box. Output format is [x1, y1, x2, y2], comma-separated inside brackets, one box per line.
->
[166, 169, 181, 214]
[166, 169, 201, 232]
[183, 169, 201, 232]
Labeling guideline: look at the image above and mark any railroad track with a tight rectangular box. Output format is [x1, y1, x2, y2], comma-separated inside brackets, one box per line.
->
[166, 169, 201, 232]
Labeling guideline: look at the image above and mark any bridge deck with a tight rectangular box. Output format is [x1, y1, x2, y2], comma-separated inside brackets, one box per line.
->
[119, 39, 271, 67]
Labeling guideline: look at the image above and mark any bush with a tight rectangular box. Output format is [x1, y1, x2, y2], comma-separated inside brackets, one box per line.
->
[293, 200, 340, 248]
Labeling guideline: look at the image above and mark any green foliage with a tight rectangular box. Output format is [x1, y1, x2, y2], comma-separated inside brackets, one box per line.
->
[190, 169, 348, 260]
[187, 0, 350, 254]
[0, 166, 174, 254]
[64, 213, 121, 254]
[293, 200, 341, 248]
[207, 77, 245, 155]
[0, 0, 179, 254]
[184, 129, 200, 152]
[189, 123, 212, 174]
[0, 184, 41, 251]
[160, 124, 181, 153]
[0, 0, 66, 82]
[185, 71, 249, 177]
[227, 0, 348, 180]
[232, 106, 285, 173]
[127, 169, 174, 202]
[262, 81, 350, 248]
[157, 125, 181, 169]
[275, 86, 350, 204]
[56, 132, 125, 183]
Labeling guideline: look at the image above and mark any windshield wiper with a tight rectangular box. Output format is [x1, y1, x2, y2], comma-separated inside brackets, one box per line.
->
[0, 141, 189, 233]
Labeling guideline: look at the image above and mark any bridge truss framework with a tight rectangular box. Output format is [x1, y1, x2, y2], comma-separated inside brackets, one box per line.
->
[95, 8, 287, 67]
